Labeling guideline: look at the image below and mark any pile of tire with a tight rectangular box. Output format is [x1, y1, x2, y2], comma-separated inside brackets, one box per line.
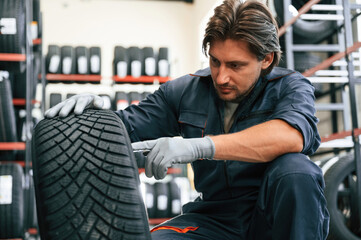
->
[113, 46, 170, 78]
[142, 179, 183, 219]
[46, 45, 102, 78]
[114, 91, 152, 110]
[0, 0, 41, 238]
[274, 0, 339, 96]
[322, 152, 361, 240]
[274, 0, 337, 44]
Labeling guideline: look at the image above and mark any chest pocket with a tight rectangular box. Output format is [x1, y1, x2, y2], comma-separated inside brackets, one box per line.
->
[178, 111, 207, 138]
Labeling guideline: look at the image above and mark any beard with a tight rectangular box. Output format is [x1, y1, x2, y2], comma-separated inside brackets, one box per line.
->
[214, 78, 258, 103]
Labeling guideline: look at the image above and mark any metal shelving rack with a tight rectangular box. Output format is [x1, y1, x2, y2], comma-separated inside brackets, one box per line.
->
[0, 0, 44, 238]
[282, 0, 361, 231]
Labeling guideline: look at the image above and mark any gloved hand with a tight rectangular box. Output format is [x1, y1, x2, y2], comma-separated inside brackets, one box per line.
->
[45, 93, 104, 118]
[132, 136, 215, 180]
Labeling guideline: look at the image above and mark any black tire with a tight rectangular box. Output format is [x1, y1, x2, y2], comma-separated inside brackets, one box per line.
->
[142, 91, 152, 100]
[129, 91, 142, 105]
[128, 47, 142, 78]
[113, 46, 128, 77]
[0, 163, 25, 238]
[10, 59, 37, 99]
[99, 94, 112, 110]
[75, 46, 89, 75]
[114, 91, 129, 111]
[32, 109, 151, 240]
[46, 45, 61, 74]
[66, 93, 76, 99]
[274, 0, 337, 44]
[89, 47, 101, 75]
[32, 0, 40, 37]
[0, 77, 18, 161]
[154, 182, 169, 218]
[142, 47, 156, 76]
[49, 93, 62, 108]
[157, 47, 169, 77]
[0, 0, 26, 72]
[145, 183, 156, 219]
[27, 174, 38, 229]
[324, 153, 361, 240]
[61, 45, 76, 76]
[168, 179, 181, 218]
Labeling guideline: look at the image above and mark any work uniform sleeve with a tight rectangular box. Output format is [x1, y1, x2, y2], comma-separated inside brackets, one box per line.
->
[270, 74, 321, 155]
[116, 78, 184, 142]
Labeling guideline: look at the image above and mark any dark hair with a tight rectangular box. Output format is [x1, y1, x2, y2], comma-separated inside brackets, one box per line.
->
[203, 0, 281, 75]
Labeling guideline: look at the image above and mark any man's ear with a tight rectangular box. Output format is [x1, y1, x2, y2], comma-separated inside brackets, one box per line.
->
[261, 52, 274, 70]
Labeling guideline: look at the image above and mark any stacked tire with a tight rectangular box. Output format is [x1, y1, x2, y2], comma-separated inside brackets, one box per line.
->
[142, 178, 184, 220]
[0, 0, 42, 238]
[324, 152, 361, 240]
[45, 44, 102, 83]
[113, 46, 170, 78]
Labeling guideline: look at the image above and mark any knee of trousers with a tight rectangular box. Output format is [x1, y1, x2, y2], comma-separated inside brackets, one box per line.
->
[265, 153, 323, 184]
[257, 153, 326, 207]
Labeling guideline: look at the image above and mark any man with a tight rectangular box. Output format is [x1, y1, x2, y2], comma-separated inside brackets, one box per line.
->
[45, 0, 329, 239]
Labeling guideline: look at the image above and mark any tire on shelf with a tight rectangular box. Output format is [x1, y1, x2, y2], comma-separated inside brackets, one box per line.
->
[32, 109, 151, 240]
[49, 93, 62, 109]
[113, 46, 129, 78]
[168, 179, 181, 218]
[144, 183, 156, 219]
[0, 0, 26, 72]
[26, 174, 38, 230]
[114, 91, 130, 111]
[32, 0, 41, 53]
[60, 45, 76, 77]
[0, 163, 25, 239]
[128, 47, 142, 78]
[99, 94, 112, 110]
[274, 0, 337, 44]
[75, 46, 89, 75]
[142, 91, 152, 100]
[154, 182, 169, 218]
[129, 91, 142, 105]
[89, 47, 101, 75]
[324, 152, 361, 240]
[0, 76, 18, 161]
[142, 47, 156, 76]
[157, 47, 170, 77]
[46, 45, 61, 74]
[10, 56, 37, 99]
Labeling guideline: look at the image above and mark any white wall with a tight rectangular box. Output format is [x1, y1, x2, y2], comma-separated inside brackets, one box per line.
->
[41, 0, 220, 79]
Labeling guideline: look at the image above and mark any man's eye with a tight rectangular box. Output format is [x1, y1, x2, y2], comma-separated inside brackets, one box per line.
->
[230, 64, 239, 69]
[211, 58, 219, 64]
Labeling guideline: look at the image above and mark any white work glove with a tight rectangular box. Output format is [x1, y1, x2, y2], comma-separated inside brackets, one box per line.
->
[132, 136, 215, 180]
[45, 93, 104, 118]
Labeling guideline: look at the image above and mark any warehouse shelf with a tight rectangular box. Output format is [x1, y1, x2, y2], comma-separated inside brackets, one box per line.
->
[113, 75, 171, 84]
[46, 74, 102, 82]
[32, 38, 41, 45]
[149, 218, 171, 225]
[0, 161, 32, 168]
[0, 53, 26, 62]
[12, 98, 40, 106]
[0, 142, 26, 150]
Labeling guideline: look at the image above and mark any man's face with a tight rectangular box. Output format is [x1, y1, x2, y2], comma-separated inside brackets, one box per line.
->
[209, 39, 273, 103]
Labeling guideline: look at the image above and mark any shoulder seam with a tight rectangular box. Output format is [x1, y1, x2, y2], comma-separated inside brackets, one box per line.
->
[268, 71, 296, 82]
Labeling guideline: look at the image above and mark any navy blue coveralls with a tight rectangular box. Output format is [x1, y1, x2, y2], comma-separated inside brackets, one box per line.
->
[117, 67, 330, 240]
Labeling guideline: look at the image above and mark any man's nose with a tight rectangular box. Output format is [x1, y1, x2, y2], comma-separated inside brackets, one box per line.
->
[216, 65, 230, 85]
